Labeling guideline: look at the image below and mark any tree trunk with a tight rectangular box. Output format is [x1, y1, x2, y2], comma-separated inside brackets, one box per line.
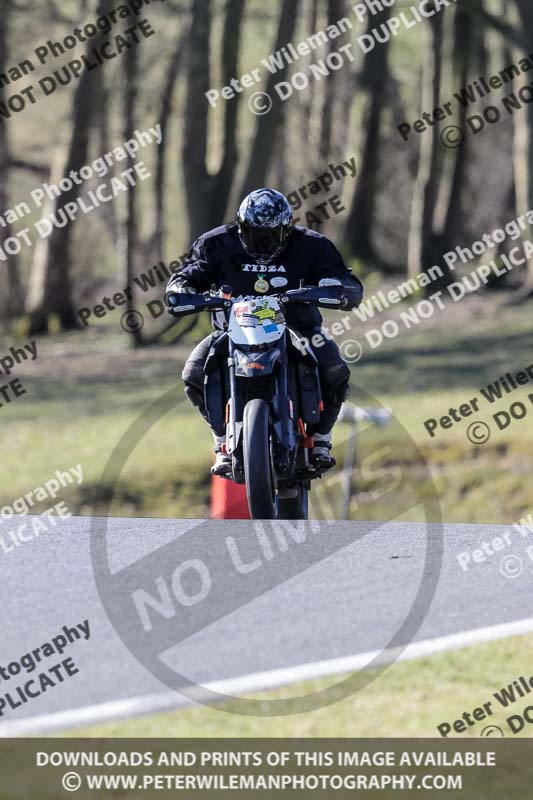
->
[319, 0, 348, 161]
[182, 0, 212, 240]
[209, 0, 245, 223]
[182, 0, 245, 240]
[435, 6, 472, 259]
[122, 21, 143, 347]
[345, 6, 392, 262]
[97, 80, 120, 256]
[407, 7, 449, 284]
[512, 0, 533, 294]
[0, 0, 23, 318]
[297, 0, 322, 167]
[153, 29, 187, 256]
[27, 0, 115, 334]
[240, 0, 300, 196]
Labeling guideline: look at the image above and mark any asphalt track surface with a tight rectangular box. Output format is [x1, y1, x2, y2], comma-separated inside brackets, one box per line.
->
[1, 515, 533, 734]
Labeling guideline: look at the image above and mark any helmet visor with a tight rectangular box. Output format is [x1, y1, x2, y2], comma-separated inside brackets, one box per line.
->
[239, 223, 289, 261]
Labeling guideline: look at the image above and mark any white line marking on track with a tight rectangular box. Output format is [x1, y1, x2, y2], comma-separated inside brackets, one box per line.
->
[2, 615, 533, 736]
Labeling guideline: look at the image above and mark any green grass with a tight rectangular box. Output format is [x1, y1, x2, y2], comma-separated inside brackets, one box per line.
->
[1, 296, 532, 522]
[0, 297, 527, 742]
[69, 632, 533, 738]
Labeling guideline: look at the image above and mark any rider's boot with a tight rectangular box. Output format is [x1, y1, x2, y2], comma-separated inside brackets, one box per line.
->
[211, 434, 232, 476]
[310, 432, 336, 472]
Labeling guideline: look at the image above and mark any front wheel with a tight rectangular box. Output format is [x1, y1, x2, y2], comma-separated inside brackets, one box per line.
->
[243, 398, 278, 519]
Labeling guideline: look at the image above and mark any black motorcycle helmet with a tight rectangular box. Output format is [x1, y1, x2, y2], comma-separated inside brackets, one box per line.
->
[237, 188, 294, 264]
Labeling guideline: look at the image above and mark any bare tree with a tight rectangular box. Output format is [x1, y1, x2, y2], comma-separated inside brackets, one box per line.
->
[345, 5, 392, 263]
[182, 0, 212, 239]
[27, 0, 115, 334]
[407, 6, 451, 284]
[319, 0, 350, 162]
[121, 20, 143, 348]
[435, 6, 472, 258]
[182, 0, 246, 240]
[153, 24, 188, 257]
[240, 0, 300, 196]
[0, 0, 23, 319]
[511, 0, 533, 295]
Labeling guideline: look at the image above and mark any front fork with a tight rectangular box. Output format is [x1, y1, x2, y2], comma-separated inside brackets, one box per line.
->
[225, 341, 240, 458]
[271, 349, 296, 475]
[225, 339, 296, 478]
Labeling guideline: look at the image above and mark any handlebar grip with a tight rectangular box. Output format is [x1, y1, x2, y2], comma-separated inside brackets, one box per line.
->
[167, 294, 230, 316]
[281, 285, 349, 308]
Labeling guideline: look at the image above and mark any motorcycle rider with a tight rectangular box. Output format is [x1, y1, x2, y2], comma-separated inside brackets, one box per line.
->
[166, 188, 363, 476]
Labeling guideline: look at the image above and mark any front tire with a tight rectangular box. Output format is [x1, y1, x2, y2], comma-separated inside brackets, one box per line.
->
[243, 399, 277, 519]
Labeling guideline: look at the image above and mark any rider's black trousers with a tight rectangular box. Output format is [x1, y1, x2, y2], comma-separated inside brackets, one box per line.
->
[181, 328, 351, 436]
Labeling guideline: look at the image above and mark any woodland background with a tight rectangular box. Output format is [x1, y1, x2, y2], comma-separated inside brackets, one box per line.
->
[0, 0, 531, 524]
[0, 0, 533, 740]
[2, 0, 533, 330]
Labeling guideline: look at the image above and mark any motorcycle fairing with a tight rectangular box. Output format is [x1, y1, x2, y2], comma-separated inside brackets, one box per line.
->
[228, 297, 286, 346]
[233, 348, 282, 378]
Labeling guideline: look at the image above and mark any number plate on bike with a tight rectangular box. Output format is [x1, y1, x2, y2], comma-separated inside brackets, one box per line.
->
[229, 297, 286, 346]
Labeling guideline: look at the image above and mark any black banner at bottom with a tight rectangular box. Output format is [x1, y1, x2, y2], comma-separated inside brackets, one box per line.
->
[0, 738, 530, 798]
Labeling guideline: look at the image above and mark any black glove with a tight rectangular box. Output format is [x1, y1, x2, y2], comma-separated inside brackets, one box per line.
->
[339, 284, 362, 310]
[317, 278, 362, 310]
[166, 288, 229, 317]
[166, 286, 196, 310]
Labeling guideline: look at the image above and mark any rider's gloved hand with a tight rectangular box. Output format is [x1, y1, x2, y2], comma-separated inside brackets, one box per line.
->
[165, 286, 196, 316]
[166, 286, 196, 309]
[318, 278, 361, 309]
[166, 286, 230, 317]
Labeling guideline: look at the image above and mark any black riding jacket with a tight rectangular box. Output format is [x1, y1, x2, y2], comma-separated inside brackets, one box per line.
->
[167, 223, 363, 332]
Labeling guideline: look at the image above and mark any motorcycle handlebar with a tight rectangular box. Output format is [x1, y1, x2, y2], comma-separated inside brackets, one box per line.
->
[167, 285, 342, 316]
[166, 293, 230, 316]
